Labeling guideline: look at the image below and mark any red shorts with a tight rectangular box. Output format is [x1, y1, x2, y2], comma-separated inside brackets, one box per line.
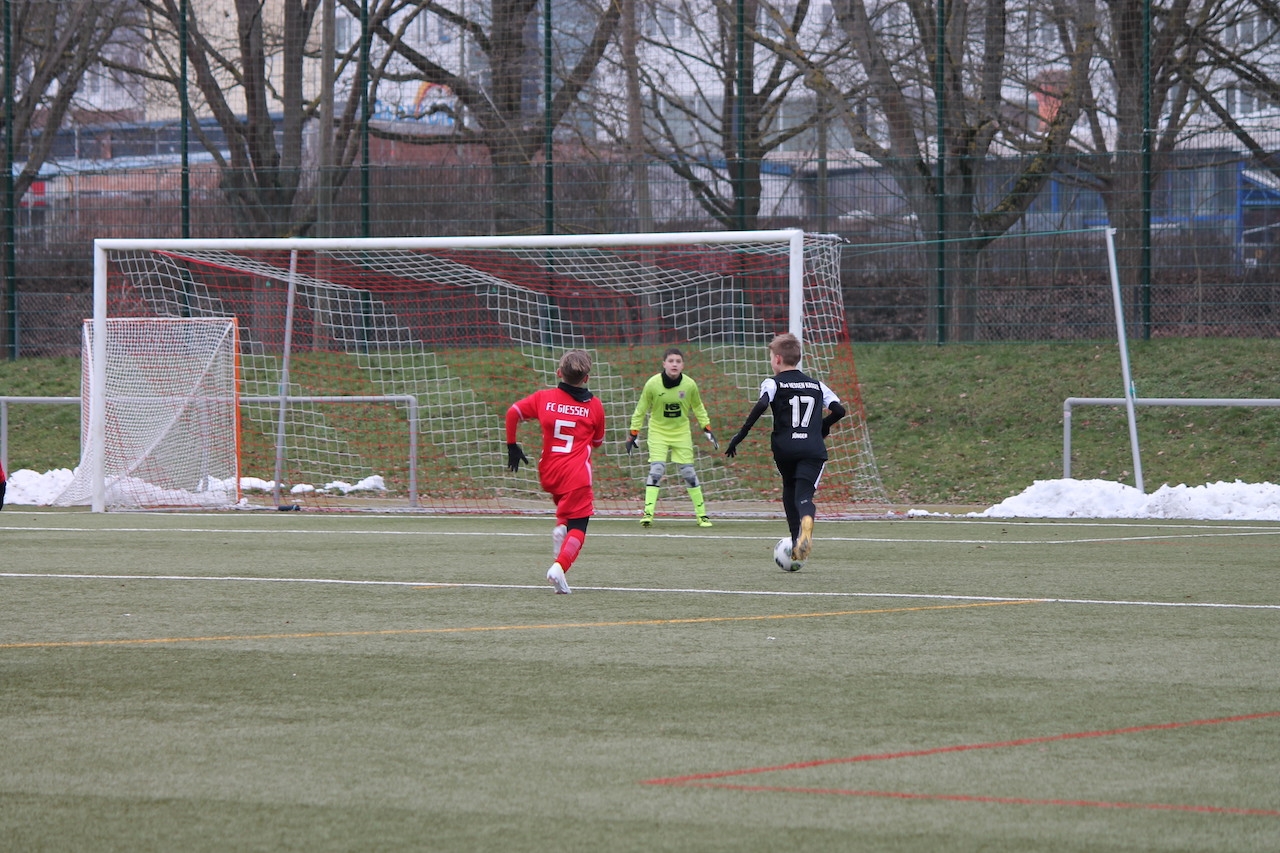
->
[550, 485, 594, 524]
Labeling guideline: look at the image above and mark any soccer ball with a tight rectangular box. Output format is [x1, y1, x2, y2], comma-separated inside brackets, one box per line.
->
[773, 536, 803, 572]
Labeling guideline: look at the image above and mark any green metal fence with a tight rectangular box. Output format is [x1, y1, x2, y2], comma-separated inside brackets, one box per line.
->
[5, 150, 1280, 356]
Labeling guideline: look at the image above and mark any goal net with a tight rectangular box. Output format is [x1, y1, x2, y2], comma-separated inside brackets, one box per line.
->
[55, 317, 240, 510]
[85, 230, 886, 514]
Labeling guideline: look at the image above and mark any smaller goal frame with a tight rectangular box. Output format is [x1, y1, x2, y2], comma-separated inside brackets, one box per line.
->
[1062, 396, 1280, 482]
[78, 316, 241, 511]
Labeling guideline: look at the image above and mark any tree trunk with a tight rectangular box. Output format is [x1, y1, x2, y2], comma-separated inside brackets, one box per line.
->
[490, 137, 543, 236]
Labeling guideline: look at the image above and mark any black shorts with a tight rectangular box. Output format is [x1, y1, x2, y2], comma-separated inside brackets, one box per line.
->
[774, 456, 826, 486]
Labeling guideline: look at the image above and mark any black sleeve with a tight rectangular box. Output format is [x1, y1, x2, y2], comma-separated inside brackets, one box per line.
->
[822, 400, 846, 435]
[733, 394, 772, 441]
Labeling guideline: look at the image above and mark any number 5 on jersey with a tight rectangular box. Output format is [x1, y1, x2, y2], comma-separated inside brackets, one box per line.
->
[552, 419, 576, 453]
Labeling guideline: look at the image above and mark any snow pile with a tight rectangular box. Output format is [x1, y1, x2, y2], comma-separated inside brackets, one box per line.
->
[972, 478, 1280, 520]
[6, 468, 1279, 520]
[5, 469, 387, 506]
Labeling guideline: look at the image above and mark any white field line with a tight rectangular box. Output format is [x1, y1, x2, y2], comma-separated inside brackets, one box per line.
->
[3, 523, 1280, 547]
[2, 571, 1278, 611]
[7, 514, 1280, 531]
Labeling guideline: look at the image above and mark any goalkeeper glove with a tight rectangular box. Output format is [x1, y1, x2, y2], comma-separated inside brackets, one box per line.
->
[703, 428, 719, 450]
[506, 443, 530, 473]
[625, 431, 639, 456]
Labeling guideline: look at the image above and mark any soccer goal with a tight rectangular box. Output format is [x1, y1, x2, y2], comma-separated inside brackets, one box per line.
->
[55, 317, 241, 511]
[81, 230, 887, 514]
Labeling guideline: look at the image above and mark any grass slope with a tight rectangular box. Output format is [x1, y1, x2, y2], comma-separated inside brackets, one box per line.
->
[853, 340, 1280, 505]
[3, 340, 1279, 507]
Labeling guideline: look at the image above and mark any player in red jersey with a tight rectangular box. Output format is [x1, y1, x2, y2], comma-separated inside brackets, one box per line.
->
[505, 349, 607, 594]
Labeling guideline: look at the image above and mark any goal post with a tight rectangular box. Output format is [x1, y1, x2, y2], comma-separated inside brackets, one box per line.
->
[56, 316, 241, 511]
[84, 230, 887, 514]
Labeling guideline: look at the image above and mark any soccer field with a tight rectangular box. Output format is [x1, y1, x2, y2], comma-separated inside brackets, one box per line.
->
[2, 510, 1278, 852]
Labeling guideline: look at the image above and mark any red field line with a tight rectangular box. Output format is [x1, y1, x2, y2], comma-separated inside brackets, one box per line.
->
[661, 782, 1280, 817]
[641, 711, 1280, 816]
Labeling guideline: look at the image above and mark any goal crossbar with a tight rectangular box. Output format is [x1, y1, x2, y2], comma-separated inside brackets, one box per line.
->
[94, 230, 808, 253]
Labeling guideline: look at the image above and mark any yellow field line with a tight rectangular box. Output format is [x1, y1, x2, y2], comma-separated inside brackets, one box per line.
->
[0, 599, 1040, 650]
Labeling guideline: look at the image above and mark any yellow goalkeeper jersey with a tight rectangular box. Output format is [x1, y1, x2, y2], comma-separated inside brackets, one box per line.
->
[629, 373, 711, 444]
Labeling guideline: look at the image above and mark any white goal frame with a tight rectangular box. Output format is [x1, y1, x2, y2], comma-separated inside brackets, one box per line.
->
[94, 230, 809, 331]
[92, 229, 884, 513]
[1058, 228, 1280, 491]
[74, 316, 240, 511]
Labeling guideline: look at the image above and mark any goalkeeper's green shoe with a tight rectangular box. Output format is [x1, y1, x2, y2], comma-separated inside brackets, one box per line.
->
[696, 516, 713, 528]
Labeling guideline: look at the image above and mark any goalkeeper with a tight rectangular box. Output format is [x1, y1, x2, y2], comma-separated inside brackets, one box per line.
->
[626, 347, 717, 528]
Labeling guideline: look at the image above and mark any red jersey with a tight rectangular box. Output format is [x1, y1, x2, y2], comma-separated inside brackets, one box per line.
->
[506, 384, 606, 495]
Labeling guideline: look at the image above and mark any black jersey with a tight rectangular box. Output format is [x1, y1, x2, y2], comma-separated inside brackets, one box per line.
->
[760, 369, 841, 462]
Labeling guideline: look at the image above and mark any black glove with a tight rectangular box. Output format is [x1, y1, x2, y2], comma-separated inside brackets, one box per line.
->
[704, 428, 719, 450]
[823, 403, 846, 439]
[506, 443, 530, 472]
[724, 436, 742, 458]
[625, 433, 639, 456]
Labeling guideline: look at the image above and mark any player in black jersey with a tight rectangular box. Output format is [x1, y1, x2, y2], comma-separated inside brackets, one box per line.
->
[724, 333, 846, 562]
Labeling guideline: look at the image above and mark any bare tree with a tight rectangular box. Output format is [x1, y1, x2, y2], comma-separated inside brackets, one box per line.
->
[811, 0, 1095, 341]
[1175, 1, 1280, 182]
[2, 0, 135, 199]
[1059, 0, 1221, 299]
[619, 0, 652, 228]
[122, 0, 344, 236]
[1, 0, 136, 353]
[606, 0, 835, 230]
[128, 0, 443, 236]
[358, 0, 622, 235]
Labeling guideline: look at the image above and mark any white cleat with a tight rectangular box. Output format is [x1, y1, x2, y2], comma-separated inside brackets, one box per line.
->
[547, 562, 571, 594]
[552, 524, 567, 557]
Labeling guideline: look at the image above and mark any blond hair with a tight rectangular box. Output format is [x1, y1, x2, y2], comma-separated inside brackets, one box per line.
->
[558, 349, 592, 385]
[768, 333, 801, 368]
